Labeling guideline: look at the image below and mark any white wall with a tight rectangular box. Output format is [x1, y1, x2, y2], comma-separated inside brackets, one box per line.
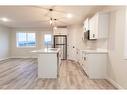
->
[124, 8, 127, 59]
[10, 27, 52, 58]
[0, 25, 10, 61]
[67, 24, 86, 60]
[107, 7, 127, 89]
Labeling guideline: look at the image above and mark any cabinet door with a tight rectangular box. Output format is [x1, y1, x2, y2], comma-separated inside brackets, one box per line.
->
[83, 53, 89, 76]
[80, 51, 88, 76]
[76, 49, 80, 62]
[82, 51, 86, 66]
[84, 18, 89, 32]
[78, 50, 82, 64]
[87, 53, 107, 79]
[98, 13, 109, 39]
[89, 14, 98, 39]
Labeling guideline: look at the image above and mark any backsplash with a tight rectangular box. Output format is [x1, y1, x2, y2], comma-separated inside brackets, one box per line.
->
[84, 38, 107, 50]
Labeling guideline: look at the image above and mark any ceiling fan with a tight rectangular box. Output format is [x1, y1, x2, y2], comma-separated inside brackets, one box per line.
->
[30, 6, 70, 28]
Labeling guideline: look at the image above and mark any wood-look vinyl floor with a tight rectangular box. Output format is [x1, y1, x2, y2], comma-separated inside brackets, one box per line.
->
[0, 58, 116, 89]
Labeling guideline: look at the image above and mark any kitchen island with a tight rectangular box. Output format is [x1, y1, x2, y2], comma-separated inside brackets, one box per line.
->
[32, 48, 61, 78]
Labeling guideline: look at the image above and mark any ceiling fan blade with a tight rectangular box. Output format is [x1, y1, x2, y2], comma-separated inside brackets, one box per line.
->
[33, 6, 66, 14]
[31, 6, 59, 17]
[53, 7, 68, 14]
[16, 19, 50, 24]
[55, 16, 65, 20]
[54, 9, 67, 14]
[57, 20, 67, 25]
[31, 6, 56, 11]
[40, 6, 56, 10]
[31, 6, 49, 11]
[44, 11, 50, 17]
[50, 6, 56, 10]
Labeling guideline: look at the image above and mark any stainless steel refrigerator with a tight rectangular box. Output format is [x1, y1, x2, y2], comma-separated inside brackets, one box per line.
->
[53, 35, 67, 60]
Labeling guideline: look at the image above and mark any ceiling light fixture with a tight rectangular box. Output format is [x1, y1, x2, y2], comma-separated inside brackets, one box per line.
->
[49, 18, 52, 24]
[53, 19, 57, 30]
[0, 17, 9, 22]
[67, 13, 72, 18]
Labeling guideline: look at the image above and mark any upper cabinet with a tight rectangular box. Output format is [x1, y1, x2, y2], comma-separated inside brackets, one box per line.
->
[83, 18, 89, 32]
[89, 14, 99, 39]
[85, 12, 109, 40]
[53, 28, 68, 35]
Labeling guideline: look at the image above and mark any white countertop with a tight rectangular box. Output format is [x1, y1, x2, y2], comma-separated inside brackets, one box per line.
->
[31, 48, 60, 54]
[81, 48, 108, 54]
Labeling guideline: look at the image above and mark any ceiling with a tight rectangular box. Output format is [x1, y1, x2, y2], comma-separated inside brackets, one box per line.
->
[0, 6, 105, 28]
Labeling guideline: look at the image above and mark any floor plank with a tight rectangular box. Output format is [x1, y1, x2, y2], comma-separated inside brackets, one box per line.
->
[0, 58, 116, 89]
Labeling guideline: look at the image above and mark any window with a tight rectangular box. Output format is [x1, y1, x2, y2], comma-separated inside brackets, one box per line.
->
[44, 34, 52, 46]
[16, 32, 36, 47]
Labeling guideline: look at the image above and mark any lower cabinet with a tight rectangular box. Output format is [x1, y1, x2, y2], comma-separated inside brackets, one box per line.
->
[38, 53, 58, 78]
[80, 51, 108, 79]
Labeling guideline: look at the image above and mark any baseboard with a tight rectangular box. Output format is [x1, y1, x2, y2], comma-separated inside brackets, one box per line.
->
[0, 56, 37, 61]
[107, 78, 124, 89]
[10, 56, 37, 59]
[0, 57, 11, 61]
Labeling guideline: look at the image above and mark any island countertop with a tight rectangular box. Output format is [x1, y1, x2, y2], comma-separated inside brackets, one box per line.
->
[31, 48, 60, 54]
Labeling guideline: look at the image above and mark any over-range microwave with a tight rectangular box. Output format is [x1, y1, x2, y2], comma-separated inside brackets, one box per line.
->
[84, 30, 90, 40]
[84, 30, 97, 40]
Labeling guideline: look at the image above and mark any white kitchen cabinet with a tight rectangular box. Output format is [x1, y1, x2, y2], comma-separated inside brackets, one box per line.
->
[89, 14, 98, 39]
[78, 50, 85, 66]
[80, 50, 108, 79]
[76, 49, 83, 63]
[53, 28, 68, 35]
[89, 13, 109, 39]
[83, 18, 89, 32]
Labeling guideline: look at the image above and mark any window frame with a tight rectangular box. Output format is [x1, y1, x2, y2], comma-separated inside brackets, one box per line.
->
[44, 34, 52, 45]
[43, 33, 53, 47]
[16, 32, 36, 48]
